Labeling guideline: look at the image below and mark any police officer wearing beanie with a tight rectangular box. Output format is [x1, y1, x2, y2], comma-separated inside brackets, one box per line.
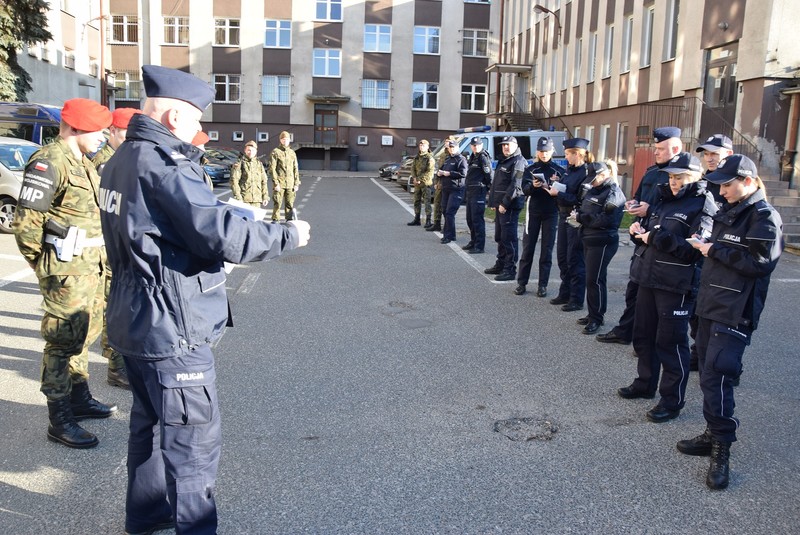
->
[13, 98, 117, 449]
[618, 153, 716, 425]
[678, 155, 783, 490]
[462, 137, 492, 253]
[437, 139, 468, 244]
[100, 65, 311, 534]
[515, 136, 563, 296]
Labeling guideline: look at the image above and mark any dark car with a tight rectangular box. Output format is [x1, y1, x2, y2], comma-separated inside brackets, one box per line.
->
[205, 147, 241, 166]
[203, 160, 231, 185]
[379, 161, 401, 180]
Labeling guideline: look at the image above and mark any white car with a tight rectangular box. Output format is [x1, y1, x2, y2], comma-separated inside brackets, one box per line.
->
[0, 136, 40, 233]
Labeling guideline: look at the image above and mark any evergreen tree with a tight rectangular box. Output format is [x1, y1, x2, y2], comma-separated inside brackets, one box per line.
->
[0, 0, 52, 101]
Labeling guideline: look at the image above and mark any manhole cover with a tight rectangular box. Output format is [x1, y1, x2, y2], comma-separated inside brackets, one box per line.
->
[493, 417, 558, 441]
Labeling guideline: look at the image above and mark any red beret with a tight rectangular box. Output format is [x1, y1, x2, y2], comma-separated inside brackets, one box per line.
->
[61, 98, 112, 132]
[111, 107, 141, 129]
[192, 131, 210, 146]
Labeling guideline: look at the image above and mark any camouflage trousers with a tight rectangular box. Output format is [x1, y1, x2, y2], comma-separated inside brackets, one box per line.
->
[272, 187, 297, 221]
[412, 183, 432, 218]
[432, 186, 443, 224]
[101, 269, 125, 370]
[38, 270, 105, 400]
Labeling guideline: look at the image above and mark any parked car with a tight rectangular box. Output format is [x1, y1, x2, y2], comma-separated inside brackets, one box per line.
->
[203, 160, 232, 185]
[0, 136, 40, 233]
[0, 102, 61, 145]
[205, 147, 241, 166]
[379, 157, 410, 180]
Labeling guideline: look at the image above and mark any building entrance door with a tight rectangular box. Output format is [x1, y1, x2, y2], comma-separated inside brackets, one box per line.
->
[701, 42, 738, 139]
[314, 104, 338, 145]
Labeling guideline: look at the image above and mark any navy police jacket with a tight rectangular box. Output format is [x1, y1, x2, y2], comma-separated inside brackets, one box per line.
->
[576, 181, 626, 244]
[522, 160, 563, 215]
[465, 150, 492, 189]
[439, 153, 468, 191]
[630, 181, 716, 294]
[489, 148, 526, 210]
[99, 115, 300, 359]
[634, 162, 670, 208]
[556, 163, 589, 214]
[695, 188, 783, 330]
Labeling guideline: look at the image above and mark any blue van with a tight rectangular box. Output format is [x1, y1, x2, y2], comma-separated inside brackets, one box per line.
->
[0, 102, 62, 145]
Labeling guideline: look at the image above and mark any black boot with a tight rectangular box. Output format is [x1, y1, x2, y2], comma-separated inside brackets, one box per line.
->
[70, 381, 118, 420]
[407, 215, 421, 226]
[423, 216, 433, 228]
[107, 366, 131, 390]
[47, 397, 99, 449]
[677, 428, 713, 456]
[426, 220, 442, 232]
[706, 439, 731, 490]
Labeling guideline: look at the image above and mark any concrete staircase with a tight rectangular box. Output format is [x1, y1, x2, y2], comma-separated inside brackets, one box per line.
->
[763, 179, 800, 251]
[500, 112, 544, 132]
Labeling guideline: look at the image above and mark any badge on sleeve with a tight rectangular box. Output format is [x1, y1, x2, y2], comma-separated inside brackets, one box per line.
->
[18, 159, 58, 211]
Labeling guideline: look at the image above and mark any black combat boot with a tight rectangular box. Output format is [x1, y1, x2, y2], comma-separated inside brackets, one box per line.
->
[47, 397, 99, 448]
[70, 381, 118, 420]
[706, 439, 731, 490]
[677, 428, 713, 456]
[426, 220, 442, 232]
[407, 215, 421, 226]
[424, 216, 432, 228]
[107, 365, 131, 390]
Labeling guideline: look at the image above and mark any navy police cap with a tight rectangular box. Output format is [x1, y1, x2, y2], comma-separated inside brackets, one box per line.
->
[653, 126, 682, 143]
[695, 134, 733, 153]
[563, 137, 589, 150]
[661, 152, 702, 174]
[470, 136, 483, 146]
[704, 154, 758, 185]
[537, 137, 555, 151]
[142, 65, 215, 111]
[499, 135, 518, 145]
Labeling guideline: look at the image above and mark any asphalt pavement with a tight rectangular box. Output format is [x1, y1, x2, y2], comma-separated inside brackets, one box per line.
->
[1, 172, 799, 534]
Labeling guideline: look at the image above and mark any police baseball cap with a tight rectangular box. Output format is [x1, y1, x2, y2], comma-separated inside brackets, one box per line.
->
[61, 98, 112, 132]
[470, 137, 483, 146]
[704, 154, 758, 184]
[695, 134, 733, 153]
[588, 161, 609, 176]
[662, 152, 702, 174]
[110, 107, 141, 129]
[653, 126, 682, 143]
[499, 135, 517, 145]
[537, 137, 555, 151]
[445, 139, 458, 147]
[142, 65, 215, 111]
[563, 137, 590, 150]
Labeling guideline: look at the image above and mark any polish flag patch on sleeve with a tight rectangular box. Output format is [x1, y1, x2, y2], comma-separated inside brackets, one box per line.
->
[35, 162, 49, 172]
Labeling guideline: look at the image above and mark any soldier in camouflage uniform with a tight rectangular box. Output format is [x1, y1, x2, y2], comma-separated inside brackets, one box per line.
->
[90, 107, 140, 390]
[269, 130, 300, 221]
[406, 139, 435, 227]
[231, 140, 269, 208]
[426, 136, 455, 232]
[13, 98, 118, 449]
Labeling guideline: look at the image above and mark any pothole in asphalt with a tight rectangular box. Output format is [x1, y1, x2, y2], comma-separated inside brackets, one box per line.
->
[493, 417, 558, 441]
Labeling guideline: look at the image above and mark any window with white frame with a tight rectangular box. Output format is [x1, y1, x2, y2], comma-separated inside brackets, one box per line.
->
[561, 45, 569, 90]
[114, 70, 142, 101]
[111, 15, 138, 44]
[663, 0, 679, 61]
[585, 125, 595, 149]
[587, 32, 597, 82]
[616, 122, 629, 164]
[265, 19, 291, 48]
[573, 38, 582, 86]
[532, 63, 538, 95]
[549, 52, 557, 93]
[602, 24, 614, 78]
[641, 6, 654, 67]
[364, 24, 391, 53]
[461, 84, 487, 112]
[362, 79, 391, 109]
[463, 29, 488, 57]
[621, 16, 633, 73]
[214, 19, 240, 46]
[262, 75, 290, 105]
[538, 57, 547, 95]
[412, 82, 438, 110]
[414, 26, 440, 55]
[163, 16, 188, 45]
[316, 0, 342, 21]
[574, 126, 581, 139]
[213, 74, 241, 103]
[312, 49, 341, 77]
[598, 124, 610, 160]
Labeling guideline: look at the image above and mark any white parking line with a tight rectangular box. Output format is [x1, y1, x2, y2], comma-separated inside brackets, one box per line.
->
[0, 267, 34, 288]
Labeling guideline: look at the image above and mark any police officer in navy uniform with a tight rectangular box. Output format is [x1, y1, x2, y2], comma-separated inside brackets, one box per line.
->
[548, 137, 592, 311]
[462, 137, 492, 254]
[596, 126, 683, 344]
[617, 153, 716, 424]
[514, 136, 563, 296]
[437, 139, 468, 244]
[679, 154, 783, 490]
[100, 65, 311, 535]
[485, 136, 526, 281]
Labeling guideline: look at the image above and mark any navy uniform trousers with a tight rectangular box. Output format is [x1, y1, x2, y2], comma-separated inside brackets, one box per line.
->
[555, 213, 586, 305]
[465, 186, 487, 250]
[631, 287, 692, 410]
[124, 345, 220, 535]
[517, 206, 557, 288]
[695, 317, 749, 443]
[441, 186, 464, 241]
[494, 206, 522, 274]
[583, 234, 619, 323]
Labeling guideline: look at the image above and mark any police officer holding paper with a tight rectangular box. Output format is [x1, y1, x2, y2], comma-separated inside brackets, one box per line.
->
[462, 137, 492, 253]
[437, 139, 468, 244]
[99, 65, 310, 534]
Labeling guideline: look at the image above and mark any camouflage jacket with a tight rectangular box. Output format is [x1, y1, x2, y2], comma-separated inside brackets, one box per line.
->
[231, 156, 268, 203]
[411, 151, 435, 186]
[269, 145, 300, 189]
[13, 137, 105, 278]
[91, 143, 115, 173]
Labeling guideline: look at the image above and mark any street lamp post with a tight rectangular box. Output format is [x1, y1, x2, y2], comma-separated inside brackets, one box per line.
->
[533, 4, 562, 43]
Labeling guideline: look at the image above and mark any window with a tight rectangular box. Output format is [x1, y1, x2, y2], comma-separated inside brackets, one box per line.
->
[621, 17, 633, 73]
[574, 126, 581, 139]
[114, 71, 142, 101]
[587, 32, 597, 82]
[539, 57, 547, 94]
[602, 25, 614, 78]
[414, 26, 440, 55]
[463, 29, 488, 57]
[549, 52, 557, 93]
[111, 15, 138, 44]
[362, 79, 391, 109]
[163, 16, 188, 45]
[412, 82, 438, 110]
[64, 49, 75, 70]
[262, 75, 290, 105]
[313, 49, 341, 77]
[461, 84, 487, 112]
[598, 124, 610, 160]
[641, 7, 654, 67]
[616, 122, 629, 164]
[364, 24, 391, 53]
[573, 38, 582, 86]
[215, 18, 240, 46]
[213, 74, 241, 103]
[561, 45, 569, 90]
[663, 0, 680, 61]
[316, 0, 342, 21]
[265, 19, 291, 48]
[585, 125, 595, 149]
